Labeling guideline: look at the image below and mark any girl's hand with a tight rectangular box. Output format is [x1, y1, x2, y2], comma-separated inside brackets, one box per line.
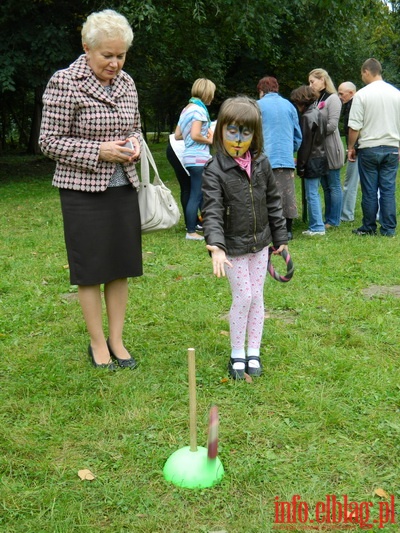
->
[99, 140, 139, 163]
[206, 245, 233, 278]
[175, 125, 183, 140]
[273, 244, 289, 255]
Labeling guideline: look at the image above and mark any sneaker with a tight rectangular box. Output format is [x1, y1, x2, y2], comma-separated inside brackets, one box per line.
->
[185, 233, 204, 241]
[302, 230, 325, 236]
[352, 229, 377, 236]
[195, 224, 203, 232]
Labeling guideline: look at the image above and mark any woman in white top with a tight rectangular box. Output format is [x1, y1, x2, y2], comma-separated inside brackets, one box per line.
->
[175, 78, 216, 240]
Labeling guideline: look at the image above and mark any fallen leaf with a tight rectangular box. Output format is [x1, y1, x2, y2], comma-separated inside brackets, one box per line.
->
[63, 264, 69, 269]
[244, 372, 253, 383]
[220, 377, 229, 384]
[78, 469, 95, 481]
[374, 488, 390, 499]
[219, 330, 229, 337]
[345, 509, 357, 520]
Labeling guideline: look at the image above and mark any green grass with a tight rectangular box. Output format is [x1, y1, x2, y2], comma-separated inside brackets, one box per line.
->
[1, 145, 400, 532]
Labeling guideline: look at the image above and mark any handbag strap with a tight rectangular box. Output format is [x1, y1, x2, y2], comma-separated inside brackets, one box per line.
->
[140, 139, 163, 186]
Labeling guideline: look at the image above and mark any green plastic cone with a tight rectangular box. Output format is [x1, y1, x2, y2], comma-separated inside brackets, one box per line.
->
[163, 445, 224, 489]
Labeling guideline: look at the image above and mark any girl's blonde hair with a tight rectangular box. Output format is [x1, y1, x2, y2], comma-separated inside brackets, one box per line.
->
[308, 68, 337, 94]
[82, 9, 134, 50]
[191, 78, 216, 105]
[213, 96, 263, 159]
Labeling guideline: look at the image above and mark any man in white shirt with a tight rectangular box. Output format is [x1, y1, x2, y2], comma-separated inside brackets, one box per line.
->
[348, 58, 400, 236]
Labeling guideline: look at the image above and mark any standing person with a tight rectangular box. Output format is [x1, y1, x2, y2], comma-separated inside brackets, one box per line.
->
[166, 135, 191, 229]
[338, 82, 360, 222]
[39, 9, 142, 370]
[175, 78, 216, 241]
[348, 58, 400, 237]
[202, 96, 288, 379]
[309, 68, 345, 229]
[291, 86, 328, 236]
[257, 76, 302, 240]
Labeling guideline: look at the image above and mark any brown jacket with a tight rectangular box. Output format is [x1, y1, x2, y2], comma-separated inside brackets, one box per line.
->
[39, 55, 142, 192]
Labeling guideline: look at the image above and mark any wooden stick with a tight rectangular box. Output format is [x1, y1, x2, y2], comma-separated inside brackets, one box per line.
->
[188, 348, 197, 452]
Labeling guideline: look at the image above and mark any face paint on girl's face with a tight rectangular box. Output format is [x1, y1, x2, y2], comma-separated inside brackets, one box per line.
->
[223, 124, 254, 157]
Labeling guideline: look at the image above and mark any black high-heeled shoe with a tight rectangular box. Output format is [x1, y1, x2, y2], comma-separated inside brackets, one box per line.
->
[106, 340, 138, 369]
[88, 345, 116, 370]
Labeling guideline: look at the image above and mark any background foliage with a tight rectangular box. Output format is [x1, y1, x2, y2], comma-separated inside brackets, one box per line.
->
[0, 0, 399, 153]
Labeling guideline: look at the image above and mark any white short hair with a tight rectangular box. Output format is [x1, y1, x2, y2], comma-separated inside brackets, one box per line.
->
[82, 9, 134, 50]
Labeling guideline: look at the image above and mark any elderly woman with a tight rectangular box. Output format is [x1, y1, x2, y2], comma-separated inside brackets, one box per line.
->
[39, 9, 142, 369]
[309, 68, 345, 228]
[175, 78, 216, 241]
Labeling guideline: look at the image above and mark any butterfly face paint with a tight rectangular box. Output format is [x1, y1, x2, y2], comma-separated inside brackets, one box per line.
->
[223, 124, 254, 157]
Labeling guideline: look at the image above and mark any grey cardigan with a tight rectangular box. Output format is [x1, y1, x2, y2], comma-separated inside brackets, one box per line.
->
[318, 93, 345, 170]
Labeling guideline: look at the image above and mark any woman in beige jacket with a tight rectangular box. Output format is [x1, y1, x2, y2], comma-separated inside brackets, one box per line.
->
[309, 68, 345, 228]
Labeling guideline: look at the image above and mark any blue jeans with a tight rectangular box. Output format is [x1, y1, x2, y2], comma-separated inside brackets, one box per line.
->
[341, 160, 359, 222]
[304, 178, 325, 232]
[357, 146, 398, 236]
[321, 168, 343, 226]
[185, 166, 204, 233]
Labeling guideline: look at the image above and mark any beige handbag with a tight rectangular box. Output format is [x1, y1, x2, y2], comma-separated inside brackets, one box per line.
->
[138, 140, 181, 233]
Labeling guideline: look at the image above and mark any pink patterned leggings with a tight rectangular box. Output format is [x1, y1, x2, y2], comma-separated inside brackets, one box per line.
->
[225, 247, 269, 350]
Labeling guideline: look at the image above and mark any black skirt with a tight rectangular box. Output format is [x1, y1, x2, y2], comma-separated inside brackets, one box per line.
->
[59, 186, 142, 285]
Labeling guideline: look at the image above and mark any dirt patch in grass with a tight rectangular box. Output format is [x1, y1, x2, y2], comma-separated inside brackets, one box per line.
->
[362, 285, 400, 298]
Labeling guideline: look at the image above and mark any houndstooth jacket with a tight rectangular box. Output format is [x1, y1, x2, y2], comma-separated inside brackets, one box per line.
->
[39, 55, 142, 192]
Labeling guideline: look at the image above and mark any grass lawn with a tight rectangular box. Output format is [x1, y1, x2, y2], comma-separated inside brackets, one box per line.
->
[1, 144, 399, 532]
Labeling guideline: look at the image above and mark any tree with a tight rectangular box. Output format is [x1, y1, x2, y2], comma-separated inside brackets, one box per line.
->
[0, 0, 398, 152]
[0, 0, 86, 152]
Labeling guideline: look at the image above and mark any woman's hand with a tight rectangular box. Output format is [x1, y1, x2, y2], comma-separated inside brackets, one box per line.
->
[191, 121, 212, 145]
[206, 245, 233, 278]
[175, 125, 183, 140]
[99, 139, 139, 163]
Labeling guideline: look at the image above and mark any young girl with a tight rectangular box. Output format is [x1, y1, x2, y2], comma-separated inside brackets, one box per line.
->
[290, 85, 328, 236]
[202, 96, 288, 379]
